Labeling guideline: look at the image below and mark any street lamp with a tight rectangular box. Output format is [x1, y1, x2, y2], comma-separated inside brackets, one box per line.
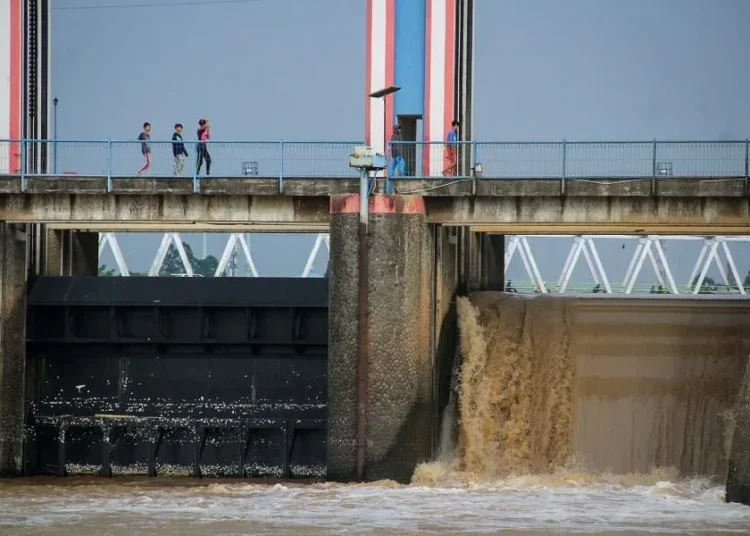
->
[53, 97, 58, 174]
[368, 86, 400, 190]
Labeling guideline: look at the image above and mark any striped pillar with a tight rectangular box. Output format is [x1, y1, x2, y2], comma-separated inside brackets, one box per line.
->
[0, 0, 21, 174]
[365, 0, 456, 177]
[364, 0, 395, 156]
[423, 0, 455, 176]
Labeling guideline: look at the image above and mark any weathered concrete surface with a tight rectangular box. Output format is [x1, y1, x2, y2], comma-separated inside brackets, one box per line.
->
[428, 196, 750, 234]
[0, 223, 27, 475]
[433, 226, 459, 451]
[0, 194, 330, 230]
[326, 210, 360, 481]
[480, 234, 505, 291]
[727, 355, 750, 504]
[0, 177, 748, 233]
[44, 230, 99, 276]
[327, 195, 434, 482]
[0, 176, 359, 196]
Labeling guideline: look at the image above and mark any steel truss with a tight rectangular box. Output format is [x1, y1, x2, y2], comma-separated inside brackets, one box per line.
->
[504, 235, 749, 295]
[98, 232, 329, 278]
[99, 232, 747, 293]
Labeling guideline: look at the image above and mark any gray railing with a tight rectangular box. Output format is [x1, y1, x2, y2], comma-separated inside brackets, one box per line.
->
[1, 139, 748, 192]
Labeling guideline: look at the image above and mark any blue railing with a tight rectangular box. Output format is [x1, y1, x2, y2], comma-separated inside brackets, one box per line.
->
[0, 139, 748, 192]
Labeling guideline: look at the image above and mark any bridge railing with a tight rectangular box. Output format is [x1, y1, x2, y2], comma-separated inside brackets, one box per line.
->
[0, 139, 363, 184]
[1, 139, 749, 187]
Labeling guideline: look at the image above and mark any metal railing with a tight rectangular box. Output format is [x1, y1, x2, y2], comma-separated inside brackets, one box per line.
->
[1, 139, 748, 192]
[0, 139, 363, 192]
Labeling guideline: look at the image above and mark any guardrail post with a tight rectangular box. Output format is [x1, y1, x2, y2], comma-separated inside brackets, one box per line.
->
[651, 138, 657, 196]
[279, 139, 285, 194]
[106, 139, 112, 192]
[20, 139, 26, 192]
[471, 141, 477, 196]
[192, 141, 199, 193]
[561, 140, 567, 195]
[745, 138, 749, 196]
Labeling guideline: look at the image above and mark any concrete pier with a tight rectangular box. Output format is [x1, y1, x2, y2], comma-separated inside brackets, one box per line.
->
[43, 229, 98, 276]
[327, 195, 434, 482]
[726, 356, 750, 504]
[0, 223, 27, 475]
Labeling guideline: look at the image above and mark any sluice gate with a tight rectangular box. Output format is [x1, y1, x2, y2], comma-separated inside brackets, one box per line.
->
[23, 277, 328, 479]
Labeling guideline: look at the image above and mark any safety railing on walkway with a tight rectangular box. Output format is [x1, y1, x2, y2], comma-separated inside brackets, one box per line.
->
[1, 139, 749, 191]
[0, 139, 364, 191]
[388, 140, 750, 180]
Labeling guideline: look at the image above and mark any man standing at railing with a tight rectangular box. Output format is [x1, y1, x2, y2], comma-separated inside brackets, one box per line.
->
[388, 124, 406, 177]
[442, 120, 459, 176]
[196, 118, 212, 176]
[136, 122, 151, 176]
[171, 123, 189, 175]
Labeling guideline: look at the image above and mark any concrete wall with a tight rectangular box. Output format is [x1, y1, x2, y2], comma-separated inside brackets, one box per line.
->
[326, 208, 359, 480]
[0, 222, 26, 475]
[727, 352, 750, 504]
[43, 230, 98, 276]
[327, 194, 434, 482]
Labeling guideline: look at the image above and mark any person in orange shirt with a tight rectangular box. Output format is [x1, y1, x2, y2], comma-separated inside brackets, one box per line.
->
[442, 120, 459, 176]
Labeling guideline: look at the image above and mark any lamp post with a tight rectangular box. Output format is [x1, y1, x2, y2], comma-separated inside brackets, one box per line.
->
[348, 147, 386, 481]
[368, 86, 400, 192]
[53, 97, 58, 174]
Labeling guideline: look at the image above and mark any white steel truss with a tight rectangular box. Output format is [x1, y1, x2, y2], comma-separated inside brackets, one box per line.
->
[689, 237, 747, 295]
[301, 233, 330, 278]
[97, 232, 748, 293]
[149, 233, 194, 277]
[215, 233, 259, 277]
[98, 233, 130, 276]
[504, 235, 748, 295]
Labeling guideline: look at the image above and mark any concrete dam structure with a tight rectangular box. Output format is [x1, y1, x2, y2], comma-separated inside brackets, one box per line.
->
[454, 293, 750, 480]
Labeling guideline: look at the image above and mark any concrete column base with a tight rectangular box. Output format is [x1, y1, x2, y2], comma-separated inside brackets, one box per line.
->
[327, 194, 434, 483]
[727, 356, 750, 504]
[44, 230, 98, 276]
[0, 223, 28, 475]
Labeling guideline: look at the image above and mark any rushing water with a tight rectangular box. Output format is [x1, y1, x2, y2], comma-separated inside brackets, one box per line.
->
[4, 293, 750, 534]
[0, 476, 749, 535]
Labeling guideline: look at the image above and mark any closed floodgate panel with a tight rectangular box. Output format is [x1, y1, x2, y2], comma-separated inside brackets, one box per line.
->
[24, 277, 328, 479]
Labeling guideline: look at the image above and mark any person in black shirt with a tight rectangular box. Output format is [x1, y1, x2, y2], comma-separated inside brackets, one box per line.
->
[171, 123, 188, 175]
[136, 122, 151, 176]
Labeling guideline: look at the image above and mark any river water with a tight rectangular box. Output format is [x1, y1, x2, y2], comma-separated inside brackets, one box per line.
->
[4, 292, 750, 534]
[1, 475, 749, 535]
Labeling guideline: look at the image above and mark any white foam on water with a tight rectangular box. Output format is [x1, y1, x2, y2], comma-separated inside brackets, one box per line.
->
[1, 479, 749, 535]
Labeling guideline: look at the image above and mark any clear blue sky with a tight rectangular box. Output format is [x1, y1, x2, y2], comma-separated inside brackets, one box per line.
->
[52, 0, 750, 282]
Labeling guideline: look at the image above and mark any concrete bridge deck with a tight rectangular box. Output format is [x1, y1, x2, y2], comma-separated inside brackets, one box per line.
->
[0, 176, 748, 234]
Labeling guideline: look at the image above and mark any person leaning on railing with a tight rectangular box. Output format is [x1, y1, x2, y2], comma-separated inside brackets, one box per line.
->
[388, 124, 406, 177]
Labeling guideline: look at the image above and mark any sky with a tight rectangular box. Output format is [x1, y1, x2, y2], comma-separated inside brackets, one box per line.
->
[51, 0, 750, 285]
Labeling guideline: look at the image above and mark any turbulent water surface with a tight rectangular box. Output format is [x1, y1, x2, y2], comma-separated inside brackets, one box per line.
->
[1, 476, 749, 535]
[4, 294, 750, 534]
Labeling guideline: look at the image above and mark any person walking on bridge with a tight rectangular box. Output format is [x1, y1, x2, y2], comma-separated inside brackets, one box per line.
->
[388, 124, 406, 177]
[171, 123, 188, 175]
[196, 118, 212, 176]
[442, 120, 459, 177]
[136, 122, 151, 176]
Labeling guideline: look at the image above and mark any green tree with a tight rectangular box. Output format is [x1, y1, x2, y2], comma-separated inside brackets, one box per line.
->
[159, 241, 219, 277]
[692, 275, 717, 294]
[98, 264, 116, 276]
